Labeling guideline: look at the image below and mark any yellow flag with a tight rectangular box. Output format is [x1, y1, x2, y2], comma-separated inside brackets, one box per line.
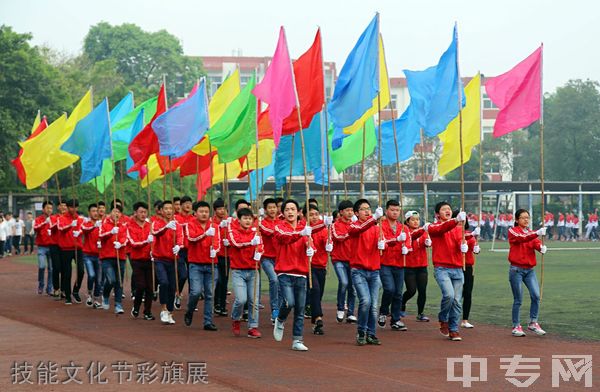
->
[140, 154, 165, 188]
[342, 35, 390, 135]
[211, 157, 242, 185]
[30, 111, 41, 134]
[20, 90, 93, 189]
[245, 139, 275, 171]
[437, 73, 481, 176]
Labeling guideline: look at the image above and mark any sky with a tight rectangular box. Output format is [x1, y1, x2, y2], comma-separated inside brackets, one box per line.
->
[2, 0, 598, 92]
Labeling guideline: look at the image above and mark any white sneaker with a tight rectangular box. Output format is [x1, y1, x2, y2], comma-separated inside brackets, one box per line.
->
[336, 310, 344, 323]
[273, 318, 285, 342]
[377, 314, 387, 328]
[461, 321, 474, 328]
[160, 310, 170, 324]
[292, 339, 308, 351]
[512, 325, 526, 337]
[346, 315, 357, 323]
[168, 313, 176, 325]
[527, 322, 546, 336]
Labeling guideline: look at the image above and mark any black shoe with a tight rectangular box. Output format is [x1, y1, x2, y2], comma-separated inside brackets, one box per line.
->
[143, 313, 155, 321]
[203, 323, 218, 331]
[313, 320, 324, 335]
[184, 312, 193, 327]
[72, 292, 82, 304]
[356, 331, 367, 346]
[304, 305, 312, 319]
[174, 296, 182, 310]
[367, 334, 381, 345]
[219, 309, 228, 317]
[131, 308, 139, 318]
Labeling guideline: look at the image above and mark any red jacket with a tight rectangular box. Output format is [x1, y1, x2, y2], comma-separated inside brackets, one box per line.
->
[406, 228, 429, 268]
[126, 219, 151, 261]
[274, 220, 310, 276]
[98, 216, 129, 260]
[508, 226, 542, 269]
[57, 213, 84, 250]
[227, 219, 258, 270]
[33, 214, 53, 247]
[212, 215, 229, 257]
[380, 219, 412, 267]
[81, 219, 100, 256]
[259, 217, 278, 259]
[310, 222, 328, 269]
[331, 219, 352, 262]
[186, 219, 220, 264]
[151, 218, 184, 262]
[348, 217, 380, 271]
[427, 219, 464, 269]
[175, 212, 194, 248]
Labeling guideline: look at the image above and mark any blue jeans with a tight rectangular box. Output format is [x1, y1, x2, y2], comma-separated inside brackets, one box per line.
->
[187, 263, 218, 326]
[434, 267, 464, 332]
[333, 260, 355, 315]
[83, 253, 101, 297]
[155, 260, 176, 312]
[231, 269, 259, 328]
[261, 257, 280, 313]
[277, 274, 307, 340]
[351, 269, 381, 335]
[509, 266, 540, 327]
[379, 265, 405, 322]
[101, 258, 125, 305]
[37, 246, 53, 293]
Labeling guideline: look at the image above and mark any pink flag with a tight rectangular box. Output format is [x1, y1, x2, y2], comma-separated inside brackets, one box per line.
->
[485, 45, 542, 138]
[252, 26, 297, 146]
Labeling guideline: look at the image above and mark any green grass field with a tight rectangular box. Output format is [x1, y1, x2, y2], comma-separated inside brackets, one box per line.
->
[11, 241, 600, 340]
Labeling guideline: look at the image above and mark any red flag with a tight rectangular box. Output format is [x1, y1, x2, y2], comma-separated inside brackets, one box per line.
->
[485, 45, 542, 138]
[128, 84, 168, 174]
[11, 116, 48, 185]
[257, 28, 324, 137]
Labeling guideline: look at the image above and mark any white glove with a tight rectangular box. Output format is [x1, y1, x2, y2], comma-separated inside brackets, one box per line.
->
[113, 241, 122, 249]
[97, 241, 102, 249]
[306, 247, 315, 257]
[373, 207, 384, 220]
[456, 211, 467, 222]
[47, 229, 52, 236]
[205, 227, 216, 237]
[471, 227, 481, 237]
[536, 227, 547, 236]
[83, 217, 90, 223]
[72, 230, 81, 238]
[253, 251, 262, 261]
[325, 242, 333, 252]
[172, 245, 181, 255]
[423, 223, 430, 232]
[401, 246, 409, 255]
[70, 220, 78, 227]
[146, 234, 154, 243]
[222, 239, 230, 247]
[209, 248, 217, 258]
[540, 245, 547, 254]
[250, 235, 260, 246]
[300, 226, 312, 236]
[258, 208, 265, 217]
[166, 220, 177, 230]
[377, 240, 386, 250]
[219, 219, 228, 228]
[324, 215, 333, 226]
[110, 227, 119, 235]
[45, 217, 51, 224]
[95, 220, 102, 228]
[351, 215, 358, 223]
[397, 232, 407, 242]
[460, 242, 469, 253]
[424, 237, 432, 247]
[473, 245, 481, 254]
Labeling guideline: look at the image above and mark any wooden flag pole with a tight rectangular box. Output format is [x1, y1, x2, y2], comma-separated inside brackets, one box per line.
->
[539, 43, 546, 304]
[168, 157, 180, 299]
[455, 24, 467, 272]
[419, 128, 428, 222]
[147, 170, 158, 300]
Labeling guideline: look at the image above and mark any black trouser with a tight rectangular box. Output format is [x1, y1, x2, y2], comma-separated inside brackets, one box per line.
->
[50, 245, 62, 291]
[24, 234, 34, 253]
[310, 267, 327, 323]
[0, 240, 4, 257]
[215, 256, 230, 310]
[60, 248, 83, 300]
[132, 259, 153, 314]
[402, 267, 428, 314]
[12, 236, 21, 255]
[462, 265, 474, 320]
[177, 248, 189, 295]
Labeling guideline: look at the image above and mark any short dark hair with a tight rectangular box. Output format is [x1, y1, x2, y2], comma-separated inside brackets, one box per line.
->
[338, 200, 353, 211]
[173, 196, 181, 203]
[353, 199, 370, 213]
[88, 203, 98, 211]
[42, 201, 53, 208]
[97, 201, 106, 207]
[282, 199, 299, 212]
[434, 201, 451, 214]
[308, 198, 318, 206]
[275, 197, 284, 204]
[235, 199, 250, 210]
[112, 204, 124, 213]
[237, 207, 253, 218]
[213, 198, 225, 209]
[153, 200, 163, 209]
[302, 203, 319, 216]
[386, 199, 400, 209]
[66, 198, 79, 207]
[160, 200, 172, 209]
[133, 201, 148, 211]
[193, 201, 210, 211]
[110, 198, 123, 210]
[180, 196, 193, 204]
[263, 198, 277, 209]
[514, 209, 529, 226]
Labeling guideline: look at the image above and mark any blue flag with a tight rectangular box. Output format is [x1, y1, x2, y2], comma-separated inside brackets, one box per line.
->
[380, 104, 421, 164]
[154, 80, 209, 158]
[110, 92, 134, 125]
[61, 98, 112, 183]
[328, 14, 379, 130]
[125, 110, 145, 180]
[404, 25, 464, 137]
[245, 154, 276, 201]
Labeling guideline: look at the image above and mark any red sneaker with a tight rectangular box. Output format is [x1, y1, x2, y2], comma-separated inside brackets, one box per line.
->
[232, 320, 241, 337]
[449, 331, 462, 341]
[439, 321, 449, 337]
[247, 328, 262, 339]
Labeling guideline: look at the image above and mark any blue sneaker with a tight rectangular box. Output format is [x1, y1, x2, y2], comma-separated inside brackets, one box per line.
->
[115, 304, 124, 314]
[102, 296, 110, 310]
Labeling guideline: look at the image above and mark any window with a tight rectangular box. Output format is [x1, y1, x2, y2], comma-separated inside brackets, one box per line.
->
[482, 93, 497, 109]
[390, 94, 398, 110]
[240, 75, 252, 87]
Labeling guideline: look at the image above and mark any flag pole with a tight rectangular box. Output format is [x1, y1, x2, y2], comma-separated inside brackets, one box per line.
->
[453, 24, 466, 271]
[376, 14, 384, 255]
[419, 128, 428, 221]
[169, 156, 180, 299]
[209, 141, 215, 207]
[146, 168, 158, 300]
[360, 123, 367, 198]
[539, 43, 546, 304]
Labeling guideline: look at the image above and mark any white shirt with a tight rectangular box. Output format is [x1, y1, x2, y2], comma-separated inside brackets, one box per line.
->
[0, 222, 6, 241]
[13, 220, 25, 236]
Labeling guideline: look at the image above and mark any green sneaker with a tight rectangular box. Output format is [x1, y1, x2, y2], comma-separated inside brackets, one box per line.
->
[367, 334, 381, 345]
[356, 331, 367, 346]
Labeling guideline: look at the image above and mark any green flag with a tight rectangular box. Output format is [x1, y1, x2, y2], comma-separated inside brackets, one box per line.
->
[209, 76, 257, 163]
[329, 118, 377, 173]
